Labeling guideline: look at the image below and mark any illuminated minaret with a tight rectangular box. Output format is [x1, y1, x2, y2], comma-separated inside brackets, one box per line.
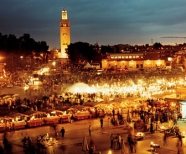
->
[60, 8, 70, 58]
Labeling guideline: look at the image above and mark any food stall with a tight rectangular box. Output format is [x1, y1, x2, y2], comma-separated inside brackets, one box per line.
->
[0, 116, 9, 132]
[67, 106, 91, 120]
[55, 106, 71, 123]
[8, 112, 27, 129]
[24, 110, 45, 127]
[74, 111, 91, 120]
[53, 110, 71, 123]
[41, 109, 60, 125]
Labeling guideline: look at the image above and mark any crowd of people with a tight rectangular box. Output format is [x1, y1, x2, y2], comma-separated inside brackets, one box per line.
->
[0, 64, 186, 153]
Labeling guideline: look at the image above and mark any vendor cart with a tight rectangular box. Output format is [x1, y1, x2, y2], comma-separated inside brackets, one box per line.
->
[0, 116, 10, 132]
[8, 112, 27, 129]
[44, 116, 60, 125]
[24, 111, 45, 127]
[59, 114, 71, 123]
[40, 109, 61, 125]
[0, 122, 6, 132]
[74, 111, 91, 120]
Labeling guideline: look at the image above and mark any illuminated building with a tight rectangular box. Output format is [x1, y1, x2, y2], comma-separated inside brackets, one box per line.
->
[102, 53, 166, 70]
[59, 8, 70, 59]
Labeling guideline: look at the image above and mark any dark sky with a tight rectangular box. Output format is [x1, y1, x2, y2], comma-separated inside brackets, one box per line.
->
[1, 0, 186, 49]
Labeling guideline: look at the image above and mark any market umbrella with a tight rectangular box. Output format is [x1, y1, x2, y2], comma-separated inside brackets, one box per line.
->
[121, 139, 126, 154]
[82, 136, 89, 151]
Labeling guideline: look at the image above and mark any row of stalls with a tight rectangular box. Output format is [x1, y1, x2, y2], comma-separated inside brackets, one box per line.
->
[0, 103, 108, 132]
[0, 109, 72, 132]
[0, 98, 150, 132]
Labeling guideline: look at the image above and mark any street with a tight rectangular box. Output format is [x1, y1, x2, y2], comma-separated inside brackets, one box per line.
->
[0, 117, 186, 154]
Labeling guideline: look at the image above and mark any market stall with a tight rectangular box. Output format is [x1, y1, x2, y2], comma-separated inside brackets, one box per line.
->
[44, 109, 71, 123]
[0, 116, 9, 132]
[74, 110, 91, 120]
[8, 112, 27, 129]
[41, 109, 60, 125]
[94, 102, 113, 116]
[24, 110, 45, 127]
[67, 106, 92, 120]
[53, 110, 71, 123]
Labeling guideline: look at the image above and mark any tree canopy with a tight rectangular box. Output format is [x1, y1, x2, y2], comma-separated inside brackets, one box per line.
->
[67, 42, 101, 63]
[153, 42, 162, 50]
[0, 33, 49, 56]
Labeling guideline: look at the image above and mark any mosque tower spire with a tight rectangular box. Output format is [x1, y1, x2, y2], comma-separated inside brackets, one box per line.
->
[59, 8, 70, 59]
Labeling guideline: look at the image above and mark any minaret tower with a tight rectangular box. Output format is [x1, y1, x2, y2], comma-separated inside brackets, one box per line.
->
[60, 8, 70, 58]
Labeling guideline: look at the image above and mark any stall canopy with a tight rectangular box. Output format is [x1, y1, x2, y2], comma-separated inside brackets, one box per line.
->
[55, 105, 70, 111]
[83, 102, 98, 107]
[8, 112, 27, 118]
[24, 110, 45, 116]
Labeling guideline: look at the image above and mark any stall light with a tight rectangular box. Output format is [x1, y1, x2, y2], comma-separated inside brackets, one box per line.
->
[108, 150, 112, 154]
[24, 85, 29, 91]
[31, 116, 35, 120]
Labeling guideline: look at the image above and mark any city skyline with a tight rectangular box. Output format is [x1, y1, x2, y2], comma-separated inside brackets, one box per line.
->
[1, 0, 186, 49]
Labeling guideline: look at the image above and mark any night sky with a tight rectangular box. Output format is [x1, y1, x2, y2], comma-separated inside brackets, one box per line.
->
[1, 0, 186, 49]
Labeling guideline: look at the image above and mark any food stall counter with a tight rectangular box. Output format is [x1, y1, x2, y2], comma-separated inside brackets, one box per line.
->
[23, 111, 45, 127]
[44, 116, 60, 125]
[74, 111, 91, 120]
[27, 119, 43, 127]
[13, 121, 26, 129]
[60, 115, 71, 123]
[0, 123, 6, 131]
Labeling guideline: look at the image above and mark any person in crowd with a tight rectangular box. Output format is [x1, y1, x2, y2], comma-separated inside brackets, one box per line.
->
[163, 131, 167, 146]
[0, 145, 4, 154]
[117, 134, 121, 149]
[89, 125, 92, 136]
[70, 114, 74, 123]
[27, 137, 32, 150]
[150, 122, 154, 133]
[22, 136, 28, 151]
[110, 133, 114, 149]
[89, 139, 95, 154]
[11, 123, 15, 133]
[178, 134, 183, 146]
[177, 137, 183, 154]
[3, 135, 9, 151]
[100, 118, 103, 128]
[127, 134, 134, 153]
[61, 127, 65, 138]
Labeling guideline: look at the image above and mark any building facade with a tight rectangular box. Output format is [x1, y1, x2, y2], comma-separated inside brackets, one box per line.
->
[59, 9, 70, 58]
[102, 53, 166, 70]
